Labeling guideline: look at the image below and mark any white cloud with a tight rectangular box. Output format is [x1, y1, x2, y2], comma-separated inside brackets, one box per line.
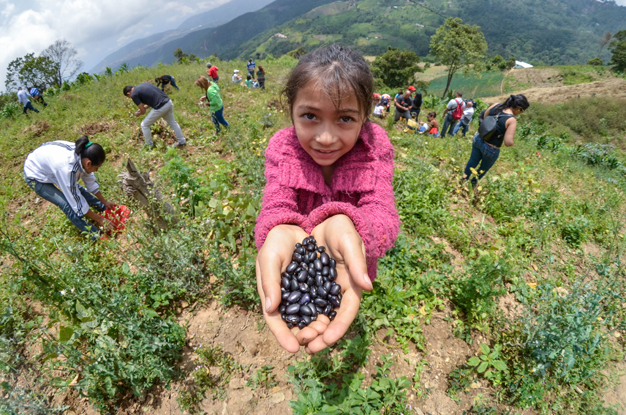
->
[0, 0, 229, 91]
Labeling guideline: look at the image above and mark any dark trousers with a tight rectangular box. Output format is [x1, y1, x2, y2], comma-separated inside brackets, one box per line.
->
[464, 133, 501, 185]
[34, 96, 48, 107]
[258, 79, 265, 90]
[441, 113, 458, 138]
[211, 106, 229, 133]
[23, 102, 39, 114]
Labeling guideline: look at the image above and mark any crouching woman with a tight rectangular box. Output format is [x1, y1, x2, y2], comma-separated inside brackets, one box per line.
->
[23, 136, 116, 239]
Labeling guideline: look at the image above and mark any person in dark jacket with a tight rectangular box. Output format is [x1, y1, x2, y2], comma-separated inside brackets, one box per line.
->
[155, 75, 180, 91]
[257, 66, 266, 90]
[408, 86, 422, 120]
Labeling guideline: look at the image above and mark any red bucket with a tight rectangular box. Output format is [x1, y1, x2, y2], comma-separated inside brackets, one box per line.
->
[101, 205, 130, 235]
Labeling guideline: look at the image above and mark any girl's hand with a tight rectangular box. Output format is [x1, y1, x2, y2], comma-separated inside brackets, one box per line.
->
[256, 224, 310, 353]
[297, 214, 372, 353]
[200, 96, 206, 102]
[102, 200, 115, 210]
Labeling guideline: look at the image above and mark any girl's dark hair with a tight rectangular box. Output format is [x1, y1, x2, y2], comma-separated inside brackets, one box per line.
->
[75, 136, 105, 166]
[503, 94, 530, 111]
[283, 44, 374, 119]
[258, 66, 264, 72]
[428, 111, 437, 119]
[247, 75, 251, 80]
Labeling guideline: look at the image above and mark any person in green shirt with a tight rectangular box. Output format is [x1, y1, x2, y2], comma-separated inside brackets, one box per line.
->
[245, 75, 254, 88]
[195, 76, 229, 134]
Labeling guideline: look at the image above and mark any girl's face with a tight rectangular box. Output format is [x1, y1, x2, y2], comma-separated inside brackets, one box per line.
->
[292, 81, 365, 167]
[82, 159, 101, 174]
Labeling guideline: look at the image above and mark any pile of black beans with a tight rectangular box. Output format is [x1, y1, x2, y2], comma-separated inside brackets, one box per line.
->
[279, 237, 342, 329]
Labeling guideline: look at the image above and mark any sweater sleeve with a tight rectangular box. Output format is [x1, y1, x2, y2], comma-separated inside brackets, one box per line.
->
[55, 167, 89, 216]
[81, 172, 100, 195]
[254, 136, 311, 251]
[307, 137, 399, 274]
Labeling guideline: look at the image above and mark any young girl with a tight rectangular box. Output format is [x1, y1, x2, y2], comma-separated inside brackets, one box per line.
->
[257, 66, 266, 90]
[419, 112, 439, 137]
[195, 76, 229, 134]
[464, 94, 529, 185]
[255, 45, 399, 354]
[23, 136, 116, 240]
[245, 75, 253, 88]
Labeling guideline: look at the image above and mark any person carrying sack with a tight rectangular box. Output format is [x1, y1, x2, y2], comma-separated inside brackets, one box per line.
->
[463, 94, 530, 185]
[441, 91, 465, 138]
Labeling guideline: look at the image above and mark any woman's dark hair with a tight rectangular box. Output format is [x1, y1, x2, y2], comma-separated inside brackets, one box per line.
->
[428, 111, 437, 119]
[75, 136, 105, 166]
[503, 94, 530, 111]
[123, 85, 133, 96]
[258, 65, 264, 72]
[283, 44, 374, 119]
[247, 75, 252, 80]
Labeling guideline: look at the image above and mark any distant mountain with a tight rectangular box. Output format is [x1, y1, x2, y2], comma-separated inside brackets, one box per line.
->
[236, 0, 626, 66]
[90, 0, 274, 73]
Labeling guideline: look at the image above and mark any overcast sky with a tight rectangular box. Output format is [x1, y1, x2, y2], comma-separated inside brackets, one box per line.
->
[0, 0, 232, 91]
[1, 0, 626, 92]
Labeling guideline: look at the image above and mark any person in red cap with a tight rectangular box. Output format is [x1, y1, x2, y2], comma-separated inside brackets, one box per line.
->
[408, 86, 422, 121]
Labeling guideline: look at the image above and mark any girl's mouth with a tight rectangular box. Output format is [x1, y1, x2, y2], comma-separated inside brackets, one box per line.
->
[312, 148, 339, 159]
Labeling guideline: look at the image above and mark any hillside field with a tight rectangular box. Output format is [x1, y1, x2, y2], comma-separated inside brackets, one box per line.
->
[1, 58, 626, 415]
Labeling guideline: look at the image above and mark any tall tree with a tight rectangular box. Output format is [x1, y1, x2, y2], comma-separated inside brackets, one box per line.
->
[430, 17, 488, 98]
[609, 30, 626, 72]
[5, 53, 58, 92]
[370, 47, 421, 89]
[41, 39, 83, 86]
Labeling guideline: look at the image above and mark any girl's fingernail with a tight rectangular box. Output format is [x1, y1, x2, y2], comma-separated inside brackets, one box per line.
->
[303, 338, 313, 344]
[265, 297, 272, 312]
[363, 274, 372, 289]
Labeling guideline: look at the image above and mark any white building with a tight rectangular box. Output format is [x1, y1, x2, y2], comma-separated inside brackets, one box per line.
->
[514, 60, 533, 69]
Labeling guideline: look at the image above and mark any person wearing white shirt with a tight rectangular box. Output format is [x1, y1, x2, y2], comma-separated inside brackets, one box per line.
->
[232, 69, 242, 84]
[24, 136, 116, 239]
[451, 101, 475, 137]
[441, 91, 465, 138]
[17, 87, 39, 115]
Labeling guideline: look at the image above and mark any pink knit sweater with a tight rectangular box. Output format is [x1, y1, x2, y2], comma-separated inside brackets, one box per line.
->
[254, 122, 400, 280]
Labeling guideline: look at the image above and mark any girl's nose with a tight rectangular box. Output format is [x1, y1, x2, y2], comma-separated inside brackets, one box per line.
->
[316, 128, 336, 146]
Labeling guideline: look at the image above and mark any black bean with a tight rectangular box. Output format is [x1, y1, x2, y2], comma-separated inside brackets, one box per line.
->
[298, 282, 310, 292]
[300, 304, 312, 316]
[298, 321, 306, 329]
[306, 243, 316, 252]
[329, 311, 337, 321]
[330, 259, 336, 268]
[311, 313, 317, 321]
[287, 291, 302, 303]
[318, 287, 328, 298]
[314, 259, 323, 271]
[307, 277, 315, 287]
[322, 266, 330, 276]
[296, 243, 302, 249]
[323, 281, 331, 292]
[308, 252, 317, 262]
[310, 286, 318, 298]
[281, 277, 291, 289]
[308, 267, 316, 277]
[292, 252, 303, 263]
[324, 304, 332, 315]
[285, 315, 300, 324]
[286, 304, 300, 315]
[296, 247, 305, 255]
[316, 305, 325, 314]
[297, 270, 308, 282]
[301, 262, 308, 270]
[286, 262, 298, 273]
[281, 292, 290, 301]
[287, 322, 293, 328]
[329, 267, 337, 280]
[315, 275, 324, 287]
[299, 293, 311, 305]
[337, 293, 342, 301]
[302, 315, 312, 325]
[314, 298, 327, 307]
[281, 313, 286, 321]
[282, 272, 290, 279]
[320, 252, 330, 265]
[329, 284, 341, 296]
[290, 279, 299, 292]
[309, 238, 316, 245]
[279, 305, 286, 314]
[330, 296, 341, 308]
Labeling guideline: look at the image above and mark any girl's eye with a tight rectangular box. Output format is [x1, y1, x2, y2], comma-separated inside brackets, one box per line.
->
[339, 116, 356, 123]
[302, 113, 316, 120]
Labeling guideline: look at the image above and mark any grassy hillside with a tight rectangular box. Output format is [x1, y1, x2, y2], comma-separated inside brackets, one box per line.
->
[236, 0, 626, 65]
[1, 59, 626, 414]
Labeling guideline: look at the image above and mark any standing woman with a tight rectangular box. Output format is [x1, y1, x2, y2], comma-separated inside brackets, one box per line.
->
[257, 66, 266, 90]
[195, 76, 229, 134]
[463, 94, 530, 185]
[24, 136, 116, 239]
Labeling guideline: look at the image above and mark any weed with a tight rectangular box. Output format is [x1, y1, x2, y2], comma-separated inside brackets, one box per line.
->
[247, 365, 277, 390]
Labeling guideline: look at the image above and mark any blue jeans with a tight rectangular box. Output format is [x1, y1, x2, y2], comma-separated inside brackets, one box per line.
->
[170, 77, 180, 91]
[211, 106, 229, 133]
[23, 102, 39, 114]
[440, 113, 458, 138]
[464, 133, 500, 185]
[212, 76, 219, 83]
[451, 122, 469, 137]
[25, 176, 105, 239]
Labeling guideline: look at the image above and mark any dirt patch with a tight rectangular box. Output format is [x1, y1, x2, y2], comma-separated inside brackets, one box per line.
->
[22, 120, 50, 137]
[80, 121, 115, 136]
[486, 77, 626, 105]
[603, 363, 626, 414]
[498, 293, 523, 321]
[266, 98, 286, 112]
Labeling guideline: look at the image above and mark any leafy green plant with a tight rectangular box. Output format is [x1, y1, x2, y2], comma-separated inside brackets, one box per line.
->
[468, 344, 508, 383]
[247, 365, 277, 390]
[0, 102, 20, 119]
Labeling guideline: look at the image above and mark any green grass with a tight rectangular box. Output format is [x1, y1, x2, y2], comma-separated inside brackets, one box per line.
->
[0, 59, 625, 414]
[426, 71, 505, 98]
